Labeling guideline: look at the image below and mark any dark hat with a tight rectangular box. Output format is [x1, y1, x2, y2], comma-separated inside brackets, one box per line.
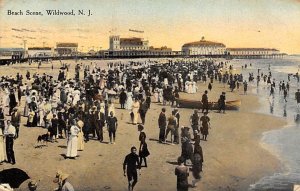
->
[183, 126, 190, 130]
[137, 124, 144, 131]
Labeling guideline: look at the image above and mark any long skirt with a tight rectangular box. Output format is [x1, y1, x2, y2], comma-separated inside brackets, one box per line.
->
[77, 132, 84, 151]
[66, 136, 78, 157]
[132, 110, 139, 124]
[0, 136, 6, 162]
[24, 104, 29, 116]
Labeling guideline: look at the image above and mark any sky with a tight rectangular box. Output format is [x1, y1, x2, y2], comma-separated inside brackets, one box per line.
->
[0, 0, 299, 54]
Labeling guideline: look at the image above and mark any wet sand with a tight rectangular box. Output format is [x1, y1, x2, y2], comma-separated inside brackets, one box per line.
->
[0, 59, 287, 191]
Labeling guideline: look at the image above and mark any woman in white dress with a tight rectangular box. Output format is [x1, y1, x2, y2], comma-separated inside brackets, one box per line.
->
[125, 91, 133, 110]
[153, 88, 159, 103]
[158, 88, 163, 103]
[185, 81, 190, 93]
[66, 121, 80, 159]
[72, 90, 80, 105]
[0, 128, 6, 163]
[131, 99, 140, 125]
[38, 100, 45, 127]
[164, 78, 169, 87]
[192, 82, 198, 93]
[188, 82, 193, 94]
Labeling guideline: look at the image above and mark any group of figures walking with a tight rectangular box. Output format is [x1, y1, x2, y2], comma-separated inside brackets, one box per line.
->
[0, 57, 246, 190]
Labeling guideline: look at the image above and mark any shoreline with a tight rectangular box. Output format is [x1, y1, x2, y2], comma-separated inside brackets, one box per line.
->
[197, 91, 287, 191]
[0, 59, 289, 190]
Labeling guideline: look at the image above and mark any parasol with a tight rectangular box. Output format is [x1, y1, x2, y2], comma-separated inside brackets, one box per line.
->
[0, 168, 30, 188]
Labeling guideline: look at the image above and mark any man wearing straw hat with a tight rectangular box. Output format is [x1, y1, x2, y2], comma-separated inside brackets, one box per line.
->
[53, 170, 74, 191]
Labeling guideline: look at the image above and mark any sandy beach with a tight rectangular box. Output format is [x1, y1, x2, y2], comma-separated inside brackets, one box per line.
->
[0, 59, 287, 191]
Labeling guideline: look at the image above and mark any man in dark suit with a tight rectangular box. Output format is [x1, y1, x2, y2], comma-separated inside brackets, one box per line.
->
[201, 90, 209, 113]
[158, 108, 167, 143]
[11, 107, 21, 138]
[119, 89, 127, 109]
[123, 146, 141, 191]
[9, 90, 17, 115]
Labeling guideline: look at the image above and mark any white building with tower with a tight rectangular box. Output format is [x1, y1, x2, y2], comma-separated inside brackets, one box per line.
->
[109, 35, 149, 51]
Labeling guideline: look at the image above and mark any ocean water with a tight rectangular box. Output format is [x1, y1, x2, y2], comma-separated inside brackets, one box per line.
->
[229, 56, 300, 191]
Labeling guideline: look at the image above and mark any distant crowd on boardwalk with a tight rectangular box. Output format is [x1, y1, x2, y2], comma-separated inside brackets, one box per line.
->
[0, 58, 248, 191]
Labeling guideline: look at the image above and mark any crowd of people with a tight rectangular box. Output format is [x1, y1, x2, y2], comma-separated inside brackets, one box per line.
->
[0, 58, 248, 190]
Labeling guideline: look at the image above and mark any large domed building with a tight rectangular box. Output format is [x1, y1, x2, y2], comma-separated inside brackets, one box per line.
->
[182, 37, 226, 56]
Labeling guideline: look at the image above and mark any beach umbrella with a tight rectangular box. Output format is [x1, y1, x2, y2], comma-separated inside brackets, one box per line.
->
[0, 168, 30, 188]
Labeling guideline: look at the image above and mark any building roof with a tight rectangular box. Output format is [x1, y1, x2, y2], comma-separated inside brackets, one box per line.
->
[120, 37, 146, 46]
[149, 46, 172, 51]
[28, 47, 52, 50]
[56, 43, 78, 48]
[182, 40, 226, 47]
[0, 48, 24, 52]
[227, 48, 279, 51]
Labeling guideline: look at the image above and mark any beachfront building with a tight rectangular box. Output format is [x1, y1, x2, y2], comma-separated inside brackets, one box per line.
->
[108, 35, 174, 57]
[0, 48, 25, 64]
[148, 46, 172, 56]
[109, 35, 149, 51]
[182, 37, 226, 56]
[55, 43, 78, 56]
[108, 46, 173, 57]
[226, 48, 283, 58]
[0, 48, 25, 60]
[227, 48, 279, 56]
[27, 47, 54, 58]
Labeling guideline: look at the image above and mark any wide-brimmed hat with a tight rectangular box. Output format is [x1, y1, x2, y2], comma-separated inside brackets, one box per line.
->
[53, 170, 69, 184]
[77, 120, 84, 128]
[137, 124, 144, 131]
[28, 180, 38, 189]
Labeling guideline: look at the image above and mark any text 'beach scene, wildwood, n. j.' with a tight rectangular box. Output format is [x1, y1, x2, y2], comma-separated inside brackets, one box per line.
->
[0, 0, 300, 191]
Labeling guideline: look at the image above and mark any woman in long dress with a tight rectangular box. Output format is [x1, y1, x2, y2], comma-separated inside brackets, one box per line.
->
[0, 128, 6, 163]
[77, 120, 84, 151]
[66, 121, 80, 159]
[188, 82, 193, 94]
[125, 91, 133, 110]
[185, 81, 189, 93]
[158, 88, 163, 103]
[24, 92, 31, 117]
[153, 88, 159, 103]
[131, 99, 140, 125]
[38, 100, 45, 127]
[191, 82, 198, 94]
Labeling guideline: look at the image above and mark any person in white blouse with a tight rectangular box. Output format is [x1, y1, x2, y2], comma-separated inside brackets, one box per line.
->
[4, 120, 16, 164]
